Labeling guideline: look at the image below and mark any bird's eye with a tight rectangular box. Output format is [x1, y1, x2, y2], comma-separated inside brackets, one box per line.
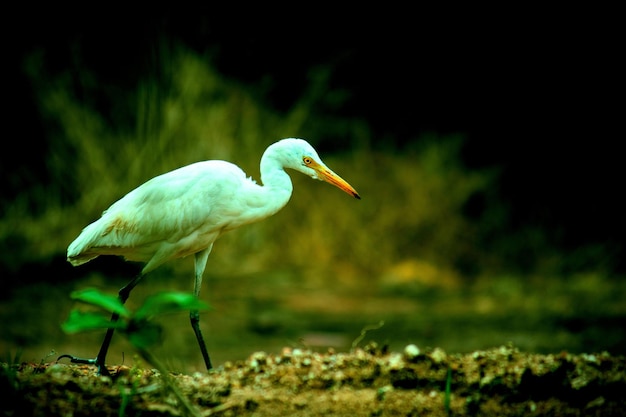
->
[303, 157, 313, 165]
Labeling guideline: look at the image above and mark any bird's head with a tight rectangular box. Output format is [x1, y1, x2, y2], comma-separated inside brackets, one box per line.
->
[271, 138, 361, 199]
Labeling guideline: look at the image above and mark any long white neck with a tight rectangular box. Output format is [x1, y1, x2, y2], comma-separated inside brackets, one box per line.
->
[253, 142, 295, 217]
[228, 139, 316, 229]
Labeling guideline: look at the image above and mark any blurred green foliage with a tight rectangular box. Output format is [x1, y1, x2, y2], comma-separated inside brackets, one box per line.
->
[1, 45, 624, 365]
[0, 45, 606, 285]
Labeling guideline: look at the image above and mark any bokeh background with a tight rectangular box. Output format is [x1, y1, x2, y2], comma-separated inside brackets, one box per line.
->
[2, 9, 624, 372]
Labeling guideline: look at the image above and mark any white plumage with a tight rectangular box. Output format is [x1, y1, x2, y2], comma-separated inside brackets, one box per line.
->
[60, 138, 360, 374]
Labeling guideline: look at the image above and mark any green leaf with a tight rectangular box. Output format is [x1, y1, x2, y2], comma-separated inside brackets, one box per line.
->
[61, 310, 127, 333]
[134, 292, 210, 320]
[127, 322, 163, 349]
[70, 288, 130, 317]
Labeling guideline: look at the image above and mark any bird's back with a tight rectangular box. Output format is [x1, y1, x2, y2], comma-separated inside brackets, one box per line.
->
[67, 160, 259, 273]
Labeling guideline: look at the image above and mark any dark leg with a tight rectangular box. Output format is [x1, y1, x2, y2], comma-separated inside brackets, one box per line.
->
[191, 310, 213, 370]
[191, 246, 213, 371]
[58, 274, 144, 375]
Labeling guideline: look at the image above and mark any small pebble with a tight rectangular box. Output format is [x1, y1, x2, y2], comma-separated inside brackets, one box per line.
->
[430, 347, 447, 364]
[403, 344, 420, 361]
[387, 353, 403, 370]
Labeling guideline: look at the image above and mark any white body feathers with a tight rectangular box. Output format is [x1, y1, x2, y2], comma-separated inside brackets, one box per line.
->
[67, 138, 359, 275]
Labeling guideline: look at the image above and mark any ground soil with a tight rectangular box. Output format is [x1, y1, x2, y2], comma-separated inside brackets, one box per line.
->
[3, 343, 625, 416]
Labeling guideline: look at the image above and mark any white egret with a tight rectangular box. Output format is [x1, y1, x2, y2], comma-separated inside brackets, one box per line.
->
[58, 138, 360, 375]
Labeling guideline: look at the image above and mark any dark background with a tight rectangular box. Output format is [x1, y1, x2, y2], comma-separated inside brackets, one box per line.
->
[3, 9, 623, 273]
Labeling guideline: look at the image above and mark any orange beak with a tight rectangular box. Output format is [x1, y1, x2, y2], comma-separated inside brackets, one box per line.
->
[310, 160, 361, 199]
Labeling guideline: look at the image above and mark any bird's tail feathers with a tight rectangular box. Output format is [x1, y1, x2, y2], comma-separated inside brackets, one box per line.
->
[67, 253, 99, 267]
[67, 220, 105, 267]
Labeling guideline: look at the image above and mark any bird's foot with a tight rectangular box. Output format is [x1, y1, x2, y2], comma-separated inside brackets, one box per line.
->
[57, 354, 110, 376]
[56, 353, 96, 365]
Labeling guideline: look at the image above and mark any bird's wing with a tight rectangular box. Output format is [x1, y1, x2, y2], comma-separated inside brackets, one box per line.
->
[68, 160, 255, 266]
[107, 160, 252, 242]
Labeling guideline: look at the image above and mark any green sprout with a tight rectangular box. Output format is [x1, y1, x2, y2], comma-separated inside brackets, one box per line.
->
[351, 320, 385, 350]
[62, 288, 210, 417]
[445, 367, 452, 415]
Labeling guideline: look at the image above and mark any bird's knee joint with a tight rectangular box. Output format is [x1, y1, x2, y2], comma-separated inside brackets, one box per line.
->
[190, 310, 200, 323]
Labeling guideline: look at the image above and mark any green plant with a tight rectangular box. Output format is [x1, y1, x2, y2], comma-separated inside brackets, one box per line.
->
[62, 288, 209, 417]
[351, 320, 385, 350]
[1, 351, 22, 392]
[117, 366, 141, 417]
[445, 366, 452, 415]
